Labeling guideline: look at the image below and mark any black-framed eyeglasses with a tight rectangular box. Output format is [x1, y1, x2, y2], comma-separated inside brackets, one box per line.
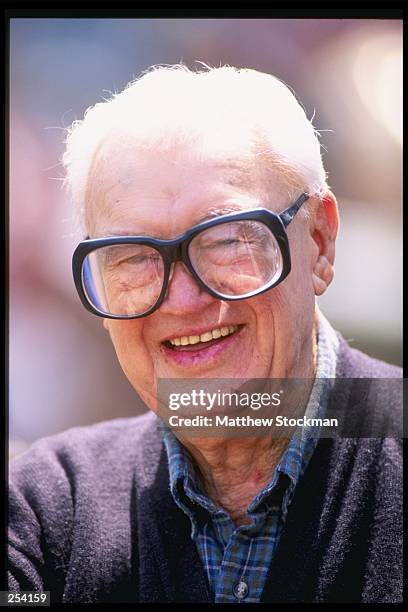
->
[72, 192, 309, 319]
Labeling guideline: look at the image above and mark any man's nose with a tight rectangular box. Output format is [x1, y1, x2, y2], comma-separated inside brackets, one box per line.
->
[158, 261, 216, 315]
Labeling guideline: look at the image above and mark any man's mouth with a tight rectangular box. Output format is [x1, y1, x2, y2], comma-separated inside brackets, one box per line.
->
[163, 325, 240, 351]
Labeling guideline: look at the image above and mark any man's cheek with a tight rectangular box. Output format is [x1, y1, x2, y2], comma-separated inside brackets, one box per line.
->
[108, 326, 153, 380]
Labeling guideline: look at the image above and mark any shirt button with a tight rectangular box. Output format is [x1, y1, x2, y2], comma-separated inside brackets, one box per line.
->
[233, 580, 248, 600]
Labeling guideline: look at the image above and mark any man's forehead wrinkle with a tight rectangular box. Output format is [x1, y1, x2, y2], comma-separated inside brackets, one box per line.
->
[95, 204, 164, 238]
[197, 157, 257, 188]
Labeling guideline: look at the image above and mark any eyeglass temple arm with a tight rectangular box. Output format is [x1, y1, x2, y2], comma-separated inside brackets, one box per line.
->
[279, 193, 309, 227]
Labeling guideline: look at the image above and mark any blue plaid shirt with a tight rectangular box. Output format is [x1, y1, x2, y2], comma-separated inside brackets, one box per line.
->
[162, 311, 339, 603]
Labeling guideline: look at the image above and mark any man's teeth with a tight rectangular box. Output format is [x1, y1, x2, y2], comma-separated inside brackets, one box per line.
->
[168, 325, 238, 347]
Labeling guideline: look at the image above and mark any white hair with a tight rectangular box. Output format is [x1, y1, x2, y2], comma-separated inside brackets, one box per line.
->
[62, 63, 329, 229]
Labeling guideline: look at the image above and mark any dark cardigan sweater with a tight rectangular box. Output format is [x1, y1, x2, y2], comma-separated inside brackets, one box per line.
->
[8, 337, 402, 603]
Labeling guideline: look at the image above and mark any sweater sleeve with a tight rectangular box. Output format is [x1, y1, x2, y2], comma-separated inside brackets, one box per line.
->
[8, 436, 75, 596]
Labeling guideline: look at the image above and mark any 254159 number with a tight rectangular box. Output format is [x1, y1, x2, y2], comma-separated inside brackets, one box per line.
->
[0, 592, 50, 606]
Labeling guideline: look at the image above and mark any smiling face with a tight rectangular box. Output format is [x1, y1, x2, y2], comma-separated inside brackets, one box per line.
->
[86, 138, 329, 410]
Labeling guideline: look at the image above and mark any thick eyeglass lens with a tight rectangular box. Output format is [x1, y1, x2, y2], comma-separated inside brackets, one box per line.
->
[188, 220, 283, 297]
[82, 244, 165, 316]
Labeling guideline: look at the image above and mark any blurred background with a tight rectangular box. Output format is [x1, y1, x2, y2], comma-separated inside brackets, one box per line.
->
[9, 18, 402, 457]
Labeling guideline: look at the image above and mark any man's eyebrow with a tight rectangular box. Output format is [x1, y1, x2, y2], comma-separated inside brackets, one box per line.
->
[103, 230, 151, 237]
[96, 205, 254, 238]
[195, 205, 249, 224]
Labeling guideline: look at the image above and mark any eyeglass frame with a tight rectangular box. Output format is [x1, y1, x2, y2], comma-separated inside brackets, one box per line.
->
[72, 192, 309, 319]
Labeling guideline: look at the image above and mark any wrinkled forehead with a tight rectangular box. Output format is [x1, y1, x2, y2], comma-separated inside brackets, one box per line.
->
[83, 133, 295, 238]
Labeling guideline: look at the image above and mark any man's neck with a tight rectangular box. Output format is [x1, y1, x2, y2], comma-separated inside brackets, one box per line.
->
[177, 320, 319, 526]
[184, 435, 290, 525]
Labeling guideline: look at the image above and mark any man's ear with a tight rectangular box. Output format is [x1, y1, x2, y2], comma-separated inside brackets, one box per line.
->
[311, 190, 339, 296]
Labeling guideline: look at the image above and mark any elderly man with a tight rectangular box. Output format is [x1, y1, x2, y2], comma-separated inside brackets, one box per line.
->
[8, 65, 402, 603]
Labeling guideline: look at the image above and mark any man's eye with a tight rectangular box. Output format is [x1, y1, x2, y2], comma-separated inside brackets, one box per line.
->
[223, 237, 252, 245]
[204, 237, 253, 248]
[212, 238, 242, 246]
[118, 255, 151, 265]
[104, 251, 161, 267]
